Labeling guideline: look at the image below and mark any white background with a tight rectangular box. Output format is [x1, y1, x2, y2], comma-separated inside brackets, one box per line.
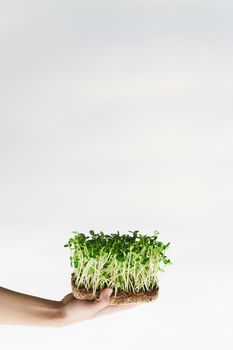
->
[0, 1, 232, 349]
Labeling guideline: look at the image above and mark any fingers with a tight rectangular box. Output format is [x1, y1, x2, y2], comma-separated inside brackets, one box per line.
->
[60, 290, 139, 325]
[87, 288, 113, 314]
[90, 304, 139, 319]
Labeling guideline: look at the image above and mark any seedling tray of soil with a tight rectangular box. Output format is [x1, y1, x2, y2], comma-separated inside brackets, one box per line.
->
[64, 230, 171, 305]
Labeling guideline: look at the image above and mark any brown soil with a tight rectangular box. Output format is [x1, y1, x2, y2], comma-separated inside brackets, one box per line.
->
[71, 273, 159, 305]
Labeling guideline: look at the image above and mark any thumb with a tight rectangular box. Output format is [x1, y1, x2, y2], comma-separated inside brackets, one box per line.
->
[99, 288, 113, 302]
[91, 288, 113, 313]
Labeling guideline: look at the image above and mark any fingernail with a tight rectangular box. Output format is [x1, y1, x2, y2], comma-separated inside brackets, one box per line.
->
[105, 288, 113, 297]
[99, 288, 113, 300]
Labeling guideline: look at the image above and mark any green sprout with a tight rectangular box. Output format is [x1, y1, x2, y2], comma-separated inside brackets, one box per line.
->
[64, 230, 171, 296]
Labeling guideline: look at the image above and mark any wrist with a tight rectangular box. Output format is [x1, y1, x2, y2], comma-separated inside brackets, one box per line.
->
[31, 299, 66, 327]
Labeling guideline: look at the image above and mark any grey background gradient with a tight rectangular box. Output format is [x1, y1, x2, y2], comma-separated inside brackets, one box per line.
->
[0, 1, 232, 349]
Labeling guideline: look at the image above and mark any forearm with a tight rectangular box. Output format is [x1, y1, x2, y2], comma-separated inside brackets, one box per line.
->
[0, 286, 64, 327]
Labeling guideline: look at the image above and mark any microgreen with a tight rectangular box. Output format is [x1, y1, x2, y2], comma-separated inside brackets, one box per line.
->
[64, 230, 171, 296]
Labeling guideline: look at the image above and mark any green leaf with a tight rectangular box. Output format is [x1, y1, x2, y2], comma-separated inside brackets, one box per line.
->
[64, 229, 171, 292]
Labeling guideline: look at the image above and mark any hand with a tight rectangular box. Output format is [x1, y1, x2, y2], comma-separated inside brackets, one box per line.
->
[0, 286, 138, 327]
[59, 288, 138, 327]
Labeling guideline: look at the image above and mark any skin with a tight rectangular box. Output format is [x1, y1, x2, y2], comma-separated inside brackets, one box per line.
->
[0, 286, 137, 327]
